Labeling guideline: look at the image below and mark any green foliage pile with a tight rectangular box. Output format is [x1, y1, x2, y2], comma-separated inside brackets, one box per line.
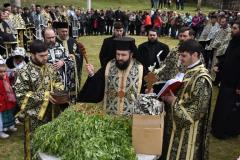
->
[32, 104, 136, 160]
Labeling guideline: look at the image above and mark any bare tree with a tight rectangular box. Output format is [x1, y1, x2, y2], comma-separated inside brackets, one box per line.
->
[10, 0, 21, 7]
[197, 0, 202, 10]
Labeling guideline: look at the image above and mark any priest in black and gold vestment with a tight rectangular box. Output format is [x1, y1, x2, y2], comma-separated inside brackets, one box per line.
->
[14, 40, 65, 160]
[78, 37, 146, 115]
[161, 39, 212, 160]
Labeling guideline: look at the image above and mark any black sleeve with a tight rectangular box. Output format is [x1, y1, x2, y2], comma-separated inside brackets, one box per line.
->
[160, 43, 170, 61]
[99, 39, 108, 67]
[0, 31, 4, 44]
[78, 68, 105, 103]
[136, 44, 146, 67]
[216, 54, 225, 70]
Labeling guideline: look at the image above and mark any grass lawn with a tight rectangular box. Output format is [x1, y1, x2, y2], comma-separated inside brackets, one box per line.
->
[0, 35, 239, 160]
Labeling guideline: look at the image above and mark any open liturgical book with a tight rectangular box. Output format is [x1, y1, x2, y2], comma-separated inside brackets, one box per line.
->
[157, 73, 184, 98]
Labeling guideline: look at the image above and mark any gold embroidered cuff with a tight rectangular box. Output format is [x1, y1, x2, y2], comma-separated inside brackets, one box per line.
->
[15, 91, 33, 118]
[21, 91, 33, 110]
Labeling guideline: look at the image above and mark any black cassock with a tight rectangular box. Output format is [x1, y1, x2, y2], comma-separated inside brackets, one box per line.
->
[211, 34, 240, 139]
[137, 40, 169, 71]
[136, 41, 169, 93]
[78, 68, 105, 103]
[99, 36, 115, 67]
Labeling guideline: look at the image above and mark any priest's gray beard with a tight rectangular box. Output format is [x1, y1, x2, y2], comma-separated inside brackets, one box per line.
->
[115, 58, 131, 70]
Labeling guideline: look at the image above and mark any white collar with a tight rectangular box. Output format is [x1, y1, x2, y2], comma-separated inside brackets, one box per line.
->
[187, 60, 200, 69]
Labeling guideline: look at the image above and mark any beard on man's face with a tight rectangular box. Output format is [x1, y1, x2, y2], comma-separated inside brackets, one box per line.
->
[31, 55, 47, 66]
[231, 31, 240, 38]
[45, 41, 55, 48]
[148, 37, 157, 43]
[115, 58, 131, 70]
[179, 39, 185, 45]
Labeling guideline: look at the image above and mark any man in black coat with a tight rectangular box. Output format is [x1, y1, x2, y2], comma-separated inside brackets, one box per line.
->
[99, 22, 125, 67]
[137, 28, 169, 71]
[211, 21, 240, 139]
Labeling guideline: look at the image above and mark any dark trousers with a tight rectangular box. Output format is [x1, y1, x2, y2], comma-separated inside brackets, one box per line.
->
[106, 22, 113, 35]
[145, 25, 152, 35]
[151, 0, 154, 8]
[136, 25, 141, 35]
[129, 23, 135, 35]
[176, 0, 184, 10]
[199, 40, 213, 69]
[158, 0, 164, 8]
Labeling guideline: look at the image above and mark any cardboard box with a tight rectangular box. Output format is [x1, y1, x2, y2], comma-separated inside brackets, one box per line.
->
[132, 114, 164, 155]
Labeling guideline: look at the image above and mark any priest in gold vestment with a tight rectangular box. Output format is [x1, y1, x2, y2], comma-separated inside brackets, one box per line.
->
[14, 40, 64, 160]
[162, 39, 212, 160]
[78, 37, 145, 115]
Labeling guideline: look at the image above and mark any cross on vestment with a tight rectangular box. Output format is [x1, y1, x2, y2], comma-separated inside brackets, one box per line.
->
[144, 72, 158, 92]
[118, 90, 125, 98]
[118, 74, 125, 99]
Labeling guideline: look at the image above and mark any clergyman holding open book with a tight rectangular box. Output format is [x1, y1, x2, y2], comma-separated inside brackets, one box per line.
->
[161, 39, 212, 160]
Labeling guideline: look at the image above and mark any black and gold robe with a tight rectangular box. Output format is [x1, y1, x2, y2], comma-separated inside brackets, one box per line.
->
[162, 63, 212, 160]
[78, 59, 144, 115]
[103, 59, 143, 115]
[14, 61, 64, 160]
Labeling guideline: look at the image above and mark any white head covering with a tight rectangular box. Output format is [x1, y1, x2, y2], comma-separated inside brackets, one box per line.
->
[12, 47, 26, 57]
[0, 55, 6, 65]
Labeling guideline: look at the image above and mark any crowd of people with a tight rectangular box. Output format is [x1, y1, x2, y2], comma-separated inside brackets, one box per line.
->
[0, 2, 240, 40]
[0, 2, 240, 160]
